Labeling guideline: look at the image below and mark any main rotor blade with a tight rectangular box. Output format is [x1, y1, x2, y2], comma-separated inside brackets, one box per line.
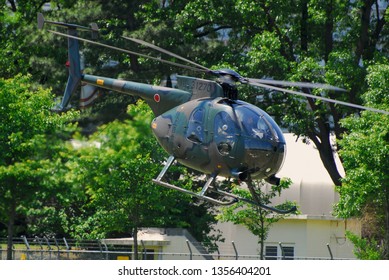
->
[122, 36, 210, 71]
[48, 30, 207, 73]
[248, 78, 346, 92]
[248, 80, 389, 115]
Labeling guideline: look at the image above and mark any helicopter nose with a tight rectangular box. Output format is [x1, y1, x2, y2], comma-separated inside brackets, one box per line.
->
[151, 115, 172, 149]
[266, 141, 286, 175]
[244, 140, 286, 180]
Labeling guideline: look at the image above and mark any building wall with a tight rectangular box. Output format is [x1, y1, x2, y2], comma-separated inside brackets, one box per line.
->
[216, 217, 360, 259]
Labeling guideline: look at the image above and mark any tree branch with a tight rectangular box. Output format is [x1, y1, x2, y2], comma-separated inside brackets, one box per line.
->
[260, 2, 294, 61]
[7, 0, 17, 12]
[355, 0, 375, 61]
[194, 24, 233, 38]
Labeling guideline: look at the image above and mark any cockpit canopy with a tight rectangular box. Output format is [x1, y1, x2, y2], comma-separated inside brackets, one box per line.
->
[214, 99, 285, 144]
[234, 101, 284, 143]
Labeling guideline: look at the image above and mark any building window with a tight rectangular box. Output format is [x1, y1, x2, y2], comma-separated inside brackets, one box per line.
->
[282, 246, 294, 260]
[265, 245, 294, 260]
[265, 246, 278, 260]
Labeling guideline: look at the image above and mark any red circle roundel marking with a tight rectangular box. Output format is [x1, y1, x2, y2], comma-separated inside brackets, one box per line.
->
[154, 93, 161, 103]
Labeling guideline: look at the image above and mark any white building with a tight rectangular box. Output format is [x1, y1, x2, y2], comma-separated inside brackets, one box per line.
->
[102, 228, 213, 260]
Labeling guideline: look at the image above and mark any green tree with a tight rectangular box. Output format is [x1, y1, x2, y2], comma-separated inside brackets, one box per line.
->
[22, 141, 87, 238]
[0, 75, 78, 259]
[335, 63, 389, 259]
[218, 178, 296, 259]
[0, 1, 60, 79]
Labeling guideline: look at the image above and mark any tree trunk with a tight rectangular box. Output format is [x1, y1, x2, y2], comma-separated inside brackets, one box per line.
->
[306, 130, 343, 187]
[259, 215, 265, 260]
[6, 200, 16, 260]
[324, 0, 334, 62]
[306, 99, 343, 187]
[300, 0, 308, 52]
[385, 185, 389, 259]
[317, 144, 343, 187]
[355, 0, 375, 62]
[133, 226, 138, 260]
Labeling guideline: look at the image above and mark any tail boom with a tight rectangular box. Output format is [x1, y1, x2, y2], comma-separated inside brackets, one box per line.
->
[81, 74, 191, 115]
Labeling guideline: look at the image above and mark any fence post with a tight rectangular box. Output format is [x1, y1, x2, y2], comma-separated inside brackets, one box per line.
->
[278, 242, 285, 260]
[44, 236, 52, 250]
[98, 240, 109, 260]
[54, 237, 60, 259]
[186, 240, 192, 260]
[63, 237, 70, 259]
[21, 235, 30, 250]
[44, 236, 52, 259]
[141, 240, 147, 260]
[102, 242, 108, 260]
[326, 243, 334, 260]
[63, 237, 70, 250]
[97, 239, 108, 260]
[35, 236, 43, 259]
[21, 235, 30, 260]
[231, 241, 238, 260]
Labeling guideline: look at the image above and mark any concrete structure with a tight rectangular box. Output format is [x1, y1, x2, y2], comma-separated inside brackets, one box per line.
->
[214, 133, 360, 259]
[102, 228, 212, 260]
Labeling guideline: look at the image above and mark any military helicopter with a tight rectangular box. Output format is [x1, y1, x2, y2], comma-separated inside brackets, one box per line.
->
[37, 14, 388, 214]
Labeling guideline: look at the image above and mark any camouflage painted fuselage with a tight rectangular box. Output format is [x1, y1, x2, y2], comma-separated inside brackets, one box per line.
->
[150, 77, 286, 180]
[81, 74, 286, 181]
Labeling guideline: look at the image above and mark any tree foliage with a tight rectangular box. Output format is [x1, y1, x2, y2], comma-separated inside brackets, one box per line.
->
[335, 63, 389, 259]
[217, 178, 296, 259]
[0, 74, 78, 259]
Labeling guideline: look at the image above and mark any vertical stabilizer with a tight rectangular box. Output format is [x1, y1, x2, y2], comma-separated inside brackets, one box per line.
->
[37, 13, 98, 111]
[60, 27, 82, 110]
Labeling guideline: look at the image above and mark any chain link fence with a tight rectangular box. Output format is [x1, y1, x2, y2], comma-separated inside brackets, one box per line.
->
[0, 236, 349, 260]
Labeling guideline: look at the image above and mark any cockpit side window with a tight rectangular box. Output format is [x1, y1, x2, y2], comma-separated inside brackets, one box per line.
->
[215, 111, 236, 136]
[186, 108, 204, 143]
[214, 111, 237, 155]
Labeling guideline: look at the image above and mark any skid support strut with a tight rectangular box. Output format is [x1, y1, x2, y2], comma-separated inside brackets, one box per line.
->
[152, 156, 237, 205]
[152, 155, 297, 214]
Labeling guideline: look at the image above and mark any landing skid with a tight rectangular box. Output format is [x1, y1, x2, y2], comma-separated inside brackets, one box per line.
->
[152, 156, 297, 214]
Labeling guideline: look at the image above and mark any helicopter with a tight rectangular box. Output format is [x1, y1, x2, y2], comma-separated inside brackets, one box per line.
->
[37, 13, 388, 214]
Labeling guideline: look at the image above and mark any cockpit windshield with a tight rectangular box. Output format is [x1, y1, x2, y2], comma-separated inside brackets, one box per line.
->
[234, 102, 282, 143]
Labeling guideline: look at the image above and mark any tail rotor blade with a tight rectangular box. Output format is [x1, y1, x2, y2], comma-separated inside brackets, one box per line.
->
[37, 12, 99, 33]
